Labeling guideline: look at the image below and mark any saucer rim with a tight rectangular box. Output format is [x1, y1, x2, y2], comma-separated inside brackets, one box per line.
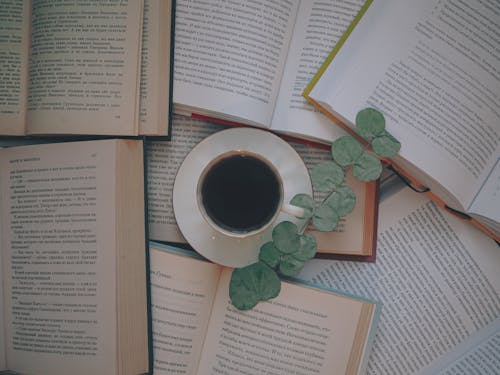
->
[172, 127, 312, 267]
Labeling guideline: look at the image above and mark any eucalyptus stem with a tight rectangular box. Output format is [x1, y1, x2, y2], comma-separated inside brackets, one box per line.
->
[229, 107, 401, 310]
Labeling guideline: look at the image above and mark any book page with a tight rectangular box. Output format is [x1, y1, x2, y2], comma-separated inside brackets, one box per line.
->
[309, 0, 500, 208]
[26, 0, 143, 135]
[173, 0, 299, 127]
[417, 318, 500, 375]
[299, 187, 500, 373]
[0, 141, 118, 375]
[289, 142, 372, 255]
[197, 268, 374, 375]
[0, 210, 4, 371]
[149, 245, 222, 375]
[139, 0, 171, 135]
[468, 157, 500, 225]
[147, 116, 374, 255]
[147, 116, 226, 243]
[0, 0, 30, 135]
[271, 0, 363, 142]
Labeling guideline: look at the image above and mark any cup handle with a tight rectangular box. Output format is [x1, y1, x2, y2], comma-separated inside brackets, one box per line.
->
[281, 203, 306, 218]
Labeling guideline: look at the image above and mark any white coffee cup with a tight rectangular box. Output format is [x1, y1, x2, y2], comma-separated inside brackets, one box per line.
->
[197, 150, 304, 239]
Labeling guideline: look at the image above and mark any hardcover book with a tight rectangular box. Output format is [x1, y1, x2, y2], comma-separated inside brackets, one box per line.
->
[149, 242, 380, 375]
[147, 116, 378, 259]
[304, 0, 500, 241]
[172, 0, 366, 143]
[0, 139, 150, 375]
[0, 0, 174, 137]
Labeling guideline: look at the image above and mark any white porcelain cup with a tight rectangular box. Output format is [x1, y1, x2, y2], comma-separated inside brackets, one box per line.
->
[196, 150, 304, 239]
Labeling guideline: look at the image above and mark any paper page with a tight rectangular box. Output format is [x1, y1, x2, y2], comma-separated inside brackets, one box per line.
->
[468, 157, 500, 224]
[271, 0, 363, 142]
[0, 141, 118, 375]
[0, 0, 30, 135]
[173, 0, 299, 127]
[309, 0, 500, 207]
[288, 142, 369, 254]
[147, 116, 369, 252]
[0, 203, 4, 371]
[417, 318, 500, 375]
[149, 245, 222, 375]
[26, 0, 143, 135]
[299, 187, 500, 373]
[138, 0, 171, 135]
[147, 116, 226, 243]
[197, 268, 374, 375]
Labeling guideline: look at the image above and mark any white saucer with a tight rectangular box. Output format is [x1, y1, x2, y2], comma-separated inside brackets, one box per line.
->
[173, 127, 312, 267]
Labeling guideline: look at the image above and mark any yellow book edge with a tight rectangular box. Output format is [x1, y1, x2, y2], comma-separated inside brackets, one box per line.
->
[303, 0, 373, 97]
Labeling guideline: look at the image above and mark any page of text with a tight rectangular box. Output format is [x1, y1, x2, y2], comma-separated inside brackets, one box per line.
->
[26, 0, 143, 135]
[418, 318, 500, 375]
[197, 269, 372, 375]
[309, 0, 500, 207]
[173, 0, 299, 127]
[149, 246, 221, 375]
[0, 141, 117, 375]
[468, 157, 500, 225]
[0, 0, 30, 134]
[139, 0, 171, 135]
[147, 116, 368, 252]
[271, 0, 362, 142]
[299, 187, 500, 374]
[147, 116, 225, 243]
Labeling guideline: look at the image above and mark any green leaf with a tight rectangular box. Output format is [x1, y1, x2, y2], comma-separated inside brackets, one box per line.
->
[290, 194, 315, 219]
[312, 204, 340, 231]
[311, 161, 345, 192]
[355, 108, 385, 138]
[325, 185, 357, 217]
[353, 152, 383, 181]
[331, 136, 363, 167]
[371, 131, 401, 158]
[229, 262, 281, 310]
[272, 221, 300, 254]
[259, 242, 281, 269]
[293, 234, 317, 261]
[279, 256, 305, 276]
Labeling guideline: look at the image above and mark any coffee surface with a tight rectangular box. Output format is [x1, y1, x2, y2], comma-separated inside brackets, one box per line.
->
[201, 154, 281, 232]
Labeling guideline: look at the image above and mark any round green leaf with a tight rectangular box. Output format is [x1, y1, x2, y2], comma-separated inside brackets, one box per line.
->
[312, 204, 340, 231]
[311, 161, 345, 192]
[259, 241, 281, 269]
[290, 194, 315, 219]
[272, 221, 300, 254]
[371, 131, 401, 158]
[353, 152, 383, 182]
[325, 185, 356, 217]
[293, 234, 317, 261]
[229, 262, 281, 310]
[331, 136, 363, 167]
[279, 256, 305, 276]
[355, 108, 385, 138]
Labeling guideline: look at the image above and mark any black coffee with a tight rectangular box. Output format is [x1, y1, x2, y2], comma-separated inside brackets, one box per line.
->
[201, 153, 281, 233]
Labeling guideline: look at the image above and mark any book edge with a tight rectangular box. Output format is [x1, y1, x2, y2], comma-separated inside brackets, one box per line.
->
[302, 0, 374, 98]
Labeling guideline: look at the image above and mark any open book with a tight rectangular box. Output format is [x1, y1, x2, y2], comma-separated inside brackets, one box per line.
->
[149, 242, 380, 375]
[304, 0, 500, 241]
[299, 185, 500, 373]
[147, 115, 378, 259]
[0, 0, 173, 136]
[173, 0, 368, 143]
[0, 139, 150, 375]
